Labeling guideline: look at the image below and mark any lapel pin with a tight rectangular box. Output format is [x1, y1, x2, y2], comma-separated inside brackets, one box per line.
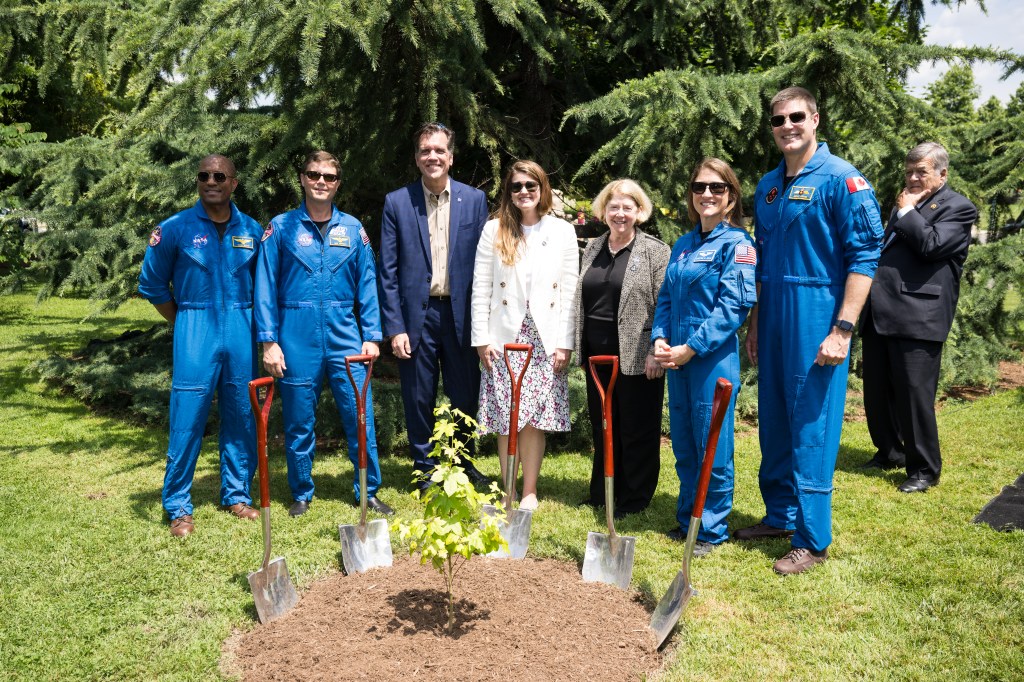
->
[929, 203, 937, 210]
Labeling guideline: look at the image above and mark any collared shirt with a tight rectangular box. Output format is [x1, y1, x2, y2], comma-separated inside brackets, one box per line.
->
[424, 179, 451, 296]
[582, 235, 634, 324]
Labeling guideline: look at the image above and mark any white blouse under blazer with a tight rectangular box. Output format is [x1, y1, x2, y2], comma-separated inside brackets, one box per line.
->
[471, 214, 579, 355]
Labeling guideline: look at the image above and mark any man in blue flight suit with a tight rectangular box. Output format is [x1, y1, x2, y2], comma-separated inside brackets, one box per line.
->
[742, 87, 883, 574]
[139, 154, 263, 538]
[256, 150, 393, 517]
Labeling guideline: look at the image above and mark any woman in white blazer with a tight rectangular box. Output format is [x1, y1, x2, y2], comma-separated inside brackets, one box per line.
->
[472, 160, 579, 510]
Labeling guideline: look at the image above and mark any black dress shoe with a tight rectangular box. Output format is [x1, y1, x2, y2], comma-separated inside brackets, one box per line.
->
[464, 466, 491, 486]
[578, 498, 601, 508]
[898, 473, 938, 493]
[366, 497, 395, 516]
[665, 528, 715, 557]
[859, 451, 906, 470]
[289, 500, 310, 517]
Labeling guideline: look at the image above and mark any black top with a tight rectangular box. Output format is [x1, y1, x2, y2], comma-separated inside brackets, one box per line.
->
[582, 236, 634, 324]
[313, 219, 330, 237]
[213, 220, 229, 239]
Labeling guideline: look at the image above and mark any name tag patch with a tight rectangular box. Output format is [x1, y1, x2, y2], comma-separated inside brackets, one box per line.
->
[232, 236, 254, 250]
[789, 186, 815, 201]
[693, 249, 717, 263]
[329, 234, 350, 248]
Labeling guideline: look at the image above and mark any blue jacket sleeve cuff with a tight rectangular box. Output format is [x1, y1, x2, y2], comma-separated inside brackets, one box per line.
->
[256, 332, 277, 343]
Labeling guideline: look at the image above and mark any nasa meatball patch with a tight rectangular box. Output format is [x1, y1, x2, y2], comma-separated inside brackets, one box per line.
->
[148, 226, 162, 247]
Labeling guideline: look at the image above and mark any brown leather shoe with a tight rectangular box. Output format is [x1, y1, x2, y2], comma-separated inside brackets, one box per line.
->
[170, 515, 194, 537]
[225, 502, 260, 520]
[733, 522, 795, 540]
[773, 547, 828, 575]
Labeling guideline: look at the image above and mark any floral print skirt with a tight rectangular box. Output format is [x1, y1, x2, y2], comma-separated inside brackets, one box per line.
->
[478, 311, 571, 435]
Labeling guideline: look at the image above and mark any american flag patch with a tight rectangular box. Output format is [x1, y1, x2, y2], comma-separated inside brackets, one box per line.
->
[734, 245, 757, 265]
[359, 227, 370, 245]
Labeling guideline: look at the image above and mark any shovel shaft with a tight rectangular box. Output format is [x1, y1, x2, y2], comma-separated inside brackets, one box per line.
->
[344, 355, 374, 471]
[503, 343, 533, 505]
[247, 377, 275, 510]
[691, 378, 733, 520]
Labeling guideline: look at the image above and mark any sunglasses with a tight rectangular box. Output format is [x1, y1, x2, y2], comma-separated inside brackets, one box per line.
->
[769, 111, 808, 128]
[303, 170, 339, 183]
[510, 181, 539, 193]
[197, 171, 232, 183]
[691, 182, 729, 195]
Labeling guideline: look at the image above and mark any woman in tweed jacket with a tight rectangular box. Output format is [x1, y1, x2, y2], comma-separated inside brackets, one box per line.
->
[573, 179, 670, 516]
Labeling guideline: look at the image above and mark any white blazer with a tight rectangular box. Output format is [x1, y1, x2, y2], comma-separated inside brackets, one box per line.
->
[471, 215, 579, 355]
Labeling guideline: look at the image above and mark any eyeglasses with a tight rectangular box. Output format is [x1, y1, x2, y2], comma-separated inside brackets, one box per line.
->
[510, 181, 539, 193]
[197, 171, 233, 183]
[690, 182, 729, 195]
[769, 111, 808, 128]
[303, 170, 339, 183]
[606, 203, 637, 214]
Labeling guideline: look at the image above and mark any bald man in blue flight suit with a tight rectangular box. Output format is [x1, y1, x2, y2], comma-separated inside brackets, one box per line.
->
[139, 154, 263, 538]
[256, 151, 393, 518]
[741, 87, 883, 575]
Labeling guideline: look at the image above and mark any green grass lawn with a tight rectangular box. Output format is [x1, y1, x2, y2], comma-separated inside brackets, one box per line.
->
[1, 291, 1022, 681]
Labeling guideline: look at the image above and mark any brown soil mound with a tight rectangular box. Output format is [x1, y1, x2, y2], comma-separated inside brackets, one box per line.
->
[224, 554, 662, 681]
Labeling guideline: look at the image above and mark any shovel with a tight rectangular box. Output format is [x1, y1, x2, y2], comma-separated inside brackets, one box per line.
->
[581, 355, 636, 590]
[338, 354, 394, 574]
[650, 377, 733, 648]
[246, 376, 300, 623]
[483, 343, 534, 559]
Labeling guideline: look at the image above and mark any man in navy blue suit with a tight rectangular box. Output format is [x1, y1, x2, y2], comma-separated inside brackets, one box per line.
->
[379, 122, 490, 487]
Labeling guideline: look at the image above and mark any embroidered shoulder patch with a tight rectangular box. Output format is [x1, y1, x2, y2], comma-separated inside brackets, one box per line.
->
[261, 225, 274, 242]
[148, 226, 162, 247]
[359, 227, 370, 245]
[845, 176, 870, 193]
[766, 187, 778, 204]
[734, 244, 757, 265]
[789, 186, 815, 201]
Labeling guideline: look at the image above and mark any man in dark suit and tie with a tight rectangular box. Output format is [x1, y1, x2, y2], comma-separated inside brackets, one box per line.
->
[379, 122, 490, 487]
[860, 142, 978, 492]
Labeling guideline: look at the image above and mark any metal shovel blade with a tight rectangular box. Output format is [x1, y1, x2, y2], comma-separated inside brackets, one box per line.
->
[247, 556, 300, 624]
[582, 531, 636, 590]
[487, 508, 533, 559]
[339, 518, 393, 574]
[649, 570, 695, 648]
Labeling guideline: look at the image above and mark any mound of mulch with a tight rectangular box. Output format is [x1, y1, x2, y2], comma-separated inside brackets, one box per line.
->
[224, 555, 662, 681]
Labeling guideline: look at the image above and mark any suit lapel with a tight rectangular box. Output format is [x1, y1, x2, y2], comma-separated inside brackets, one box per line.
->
[411, 183, 432, 267]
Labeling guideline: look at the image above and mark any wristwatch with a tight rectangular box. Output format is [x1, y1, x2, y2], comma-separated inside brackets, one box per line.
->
[835, 319, 855, 333]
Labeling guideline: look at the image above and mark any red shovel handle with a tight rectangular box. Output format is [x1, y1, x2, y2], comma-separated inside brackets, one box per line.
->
[248, 377, 275, 510]
[587, 355, 619, 476]
[344, 355, 375, 470]
[692, 378, 733, 518]
[503, 344, 533, 457]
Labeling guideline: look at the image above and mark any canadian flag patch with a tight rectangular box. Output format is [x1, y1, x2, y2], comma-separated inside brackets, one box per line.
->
[846, 176, 870, 193]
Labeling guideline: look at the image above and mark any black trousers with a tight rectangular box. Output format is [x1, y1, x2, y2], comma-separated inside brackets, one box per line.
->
[861, 314, 944, 479]
[583, 320, 665, 513]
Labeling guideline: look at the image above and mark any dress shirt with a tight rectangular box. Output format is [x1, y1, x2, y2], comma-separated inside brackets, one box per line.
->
[424, 179, 451, 296]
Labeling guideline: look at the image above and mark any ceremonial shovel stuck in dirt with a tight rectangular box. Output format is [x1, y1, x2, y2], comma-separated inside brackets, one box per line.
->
[247, 377, 300, 623]
[482, 343, 534, 559]
[650, 377, 732, 648]
[581, 355, 636, 590]
[338, 355, 394, 574]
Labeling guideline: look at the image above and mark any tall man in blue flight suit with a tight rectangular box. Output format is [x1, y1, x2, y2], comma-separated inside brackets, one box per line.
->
[742, 87, 883, 575]
[139, 154, 264, 538]
[256, 151, 393, 517]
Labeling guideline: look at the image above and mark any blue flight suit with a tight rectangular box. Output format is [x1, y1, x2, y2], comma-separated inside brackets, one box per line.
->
[255, 203, 383, 503]
[652, 223, 757, 543]
[752, 142, 883, 552]
[138, 200, 262, 520]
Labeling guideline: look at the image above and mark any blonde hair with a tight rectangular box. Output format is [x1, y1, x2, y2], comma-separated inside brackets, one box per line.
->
[592, 179, 654, 224]
[686, 158, 744, 227]
[493, 160, 553, 266]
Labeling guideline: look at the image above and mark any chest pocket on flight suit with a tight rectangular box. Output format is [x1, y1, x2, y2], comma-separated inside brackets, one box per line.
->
[676, 250, 720, 339]
[226, 239, 258, 306]
[178, 242, 212, 305]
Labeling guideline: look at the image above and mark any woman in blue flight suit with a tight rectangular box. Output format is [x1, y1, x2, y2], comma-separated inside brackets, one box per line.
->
[652, 158, 757, 554]
[255, 154, 385, 515]
[138, 159, 263, 533]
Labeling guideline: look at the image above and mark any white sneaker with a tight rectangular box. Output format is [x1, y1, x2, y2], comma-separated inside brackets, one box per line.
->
[519, 493, 538, 511]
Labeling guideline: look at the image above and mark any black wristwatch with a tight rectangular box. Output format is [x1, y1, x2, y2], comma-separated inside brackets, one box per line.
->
[835, 319, 855, 333]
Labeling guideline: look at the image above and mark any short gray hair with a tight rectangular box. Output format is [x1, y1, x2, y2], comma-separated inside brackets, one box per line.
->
[906, 142, 949, 173]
